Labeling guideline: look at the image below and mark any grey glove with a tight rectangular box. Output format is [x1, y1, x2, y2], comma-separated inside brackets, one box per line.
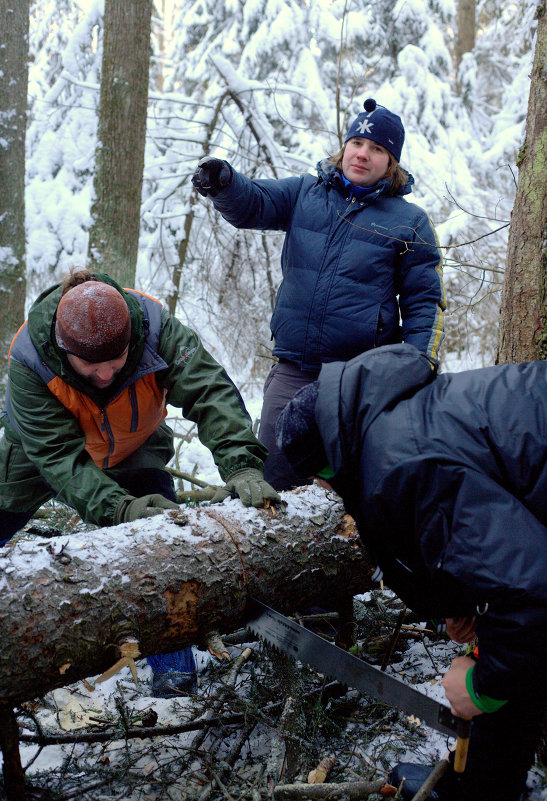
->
[210, 468, 281, 508]
[191, 156, 233, 197]
[114, 494, 180, 524]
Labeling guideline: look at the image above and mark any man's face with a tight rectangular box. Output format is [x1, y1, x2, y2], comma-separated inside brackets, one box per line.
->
[342, 138, 390, 187]
[67, 346, 129, 389]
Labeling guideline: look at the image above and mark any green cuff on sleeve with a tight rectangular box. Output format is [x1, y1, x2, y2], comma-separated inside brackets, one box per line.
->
[465, 666, 508, 713]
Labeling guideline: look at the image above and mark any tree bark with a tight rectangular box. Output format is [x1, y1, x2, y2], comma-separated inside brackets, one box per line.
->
[0, 488, 373, 706]
[455, 0, 476, 72]
[87, 0, 153, 287]
[497, 3, 547, 364]
[0, 0, 29, 385]
[0, 705, 26, 800]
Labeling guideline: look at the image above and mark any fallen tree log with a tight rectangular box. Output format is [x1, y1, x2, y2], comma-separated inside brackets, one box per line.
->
[0, 485, 374, 705]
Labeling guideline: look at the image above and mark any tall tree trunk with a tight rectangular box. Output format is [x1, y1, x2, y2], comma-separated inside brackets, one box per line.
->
[497, 3, 547, 364]
[0, 490, 373, 706]
[87, 0, 153, 287]
[455, 0, 476, 73]
[0, 706, 26, 800]
[0, 0, 28, 387]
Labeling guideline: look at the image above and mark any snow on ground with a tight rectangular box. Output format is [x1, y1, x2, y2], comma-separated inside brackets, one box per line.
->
[1, 407, 545, 799]
[3, 586, 546, 800]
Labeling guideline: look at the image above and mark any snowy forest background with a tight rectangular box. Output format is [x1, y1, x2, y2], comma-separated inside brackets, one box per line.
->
[11, 0, 540, 394]
[0, 2, 546, 799]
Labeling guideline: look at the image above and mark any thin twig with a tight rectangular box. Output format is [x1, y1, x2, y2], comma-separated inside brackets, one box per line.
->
[273, 778, 392, 799]
[167, 467, 211, 488]
[410, 756, 450, 801]
[380, 607, 407, 671]
[18, 713, 248, 746]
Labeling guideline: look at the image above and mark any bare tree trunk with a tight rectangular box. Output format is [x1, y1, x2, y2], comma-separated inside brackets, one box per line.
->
[455, 0, 476, 72]
[166, 190, 198, 315]
[0, 490, 373, 706]
[0, 705, 26, 800]
[87, 0, 153, 287]
[497, 4, 547, 364]
[166, 87, 230, 316]
[0, 0, 28, 386]
[169, 59, 285, 317]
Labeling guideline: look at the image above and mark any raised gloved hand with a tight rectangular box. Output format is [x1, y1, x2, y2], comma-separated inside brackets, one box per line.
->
[210, 468, 281, 508]
[114, 494, 180, 524]
[191, 157, 233, 197]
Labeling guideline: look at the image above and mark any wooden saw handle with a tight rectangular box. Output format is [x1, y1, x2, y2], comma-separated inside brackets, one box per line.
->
[454, 717, 472, 773]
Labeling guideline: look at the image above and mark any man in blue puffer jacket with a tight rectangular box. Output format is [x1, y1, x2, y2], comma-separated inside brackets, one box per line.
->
[192, 99, 446, 490]
[276, 343, 547, 801]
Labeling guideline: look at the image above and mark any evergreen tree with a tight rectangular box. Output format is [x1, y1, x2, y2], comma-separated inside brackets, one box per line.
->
[26, 0, 102, 294]
[23, 0, 540, 378]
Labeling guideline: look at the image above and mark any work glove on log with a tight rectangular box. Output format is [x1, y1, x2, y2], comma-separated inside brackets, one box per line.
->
[114, 494, 180, 524]
[210, 468, 281, 508]
[191, 157, 233, 197]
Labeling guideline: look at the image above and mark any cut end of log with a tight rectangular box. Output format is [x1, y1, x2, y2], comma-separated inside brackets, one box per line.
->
[119, 639, 141, 660]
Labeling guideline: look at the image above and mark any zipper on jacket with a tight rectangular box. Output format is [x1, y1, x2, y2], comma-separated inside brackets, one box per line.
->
[129, 385, 139, 432]
[101, 409, 115, 469]
[302, 192, 364, 365]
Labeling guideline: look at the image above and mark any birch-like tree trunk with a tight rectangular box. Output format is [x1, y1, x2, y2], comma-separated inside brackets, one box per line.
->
[0, 0, 29, 386]
[497, 3, 547, 364]
[87, 0, 153, 287]
[0, 488, 373, 706]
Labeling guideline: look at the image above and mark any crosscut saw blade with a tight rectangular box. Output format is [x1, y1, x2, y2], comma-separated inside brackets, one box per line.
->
[246, 597, 464, 739]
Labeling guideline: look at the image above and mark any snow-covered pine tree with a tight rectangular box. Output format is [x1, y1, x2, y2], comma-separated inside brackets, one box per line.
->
[439, 0, 538, 367]
[26, 0, 103, 295]
[23, 0, 537, 376]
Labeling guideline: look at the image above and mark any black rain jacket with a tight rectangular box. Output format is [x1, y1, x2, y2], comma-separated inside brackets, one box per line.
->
[316, 344, 547, 701]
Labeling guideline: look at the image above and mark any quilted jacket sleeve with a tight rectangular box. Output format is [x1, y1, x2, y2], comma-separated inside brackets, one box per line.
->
[396, 207, 446, 365]
[211, 169, 305, 231]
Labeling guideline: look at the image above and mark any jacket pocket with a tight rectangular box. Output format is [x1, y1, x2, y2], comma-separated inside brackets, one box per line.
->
[374, 305, 401, 347]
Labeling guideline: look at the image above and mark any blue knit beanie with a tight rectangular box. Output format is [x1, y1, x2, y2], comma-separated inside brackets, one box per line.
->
[344, 98, 405, 162]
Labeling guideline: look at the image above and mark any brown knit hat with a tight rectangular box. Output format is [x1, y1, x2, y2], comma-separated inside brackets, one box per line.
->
[55, 282, 131, 363]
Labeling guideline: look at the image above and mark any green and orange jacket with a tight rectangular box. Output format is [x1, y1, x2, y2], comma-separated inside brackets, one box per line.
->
[2, 274, 267, 526]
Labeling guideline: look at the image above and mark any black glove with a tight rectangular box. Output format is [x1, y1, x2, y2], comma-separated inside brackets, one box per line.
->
[210, 468, 281, 508]
[191, 157, 233, 197]
[114, 494, 180, 524]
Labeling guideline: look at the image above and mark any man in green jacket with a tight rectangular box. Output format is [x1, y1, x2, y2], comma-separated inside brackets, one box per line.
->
[1, 268, 279, 696]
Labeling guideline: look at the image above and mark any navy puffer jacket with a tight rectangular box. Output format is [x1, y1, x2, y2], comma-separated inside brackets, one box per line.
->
[315, 344, 547, 701]
[212, 160, 445, 370]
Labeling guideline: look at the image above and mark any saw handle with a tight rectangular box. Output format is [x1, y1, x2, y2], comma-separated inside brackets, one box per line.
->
[454, 716, 472, 773]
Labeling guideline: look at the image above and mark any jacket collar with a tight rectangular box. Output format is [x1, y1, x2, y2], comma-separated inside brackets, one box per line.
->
[316, 158, 414, 199]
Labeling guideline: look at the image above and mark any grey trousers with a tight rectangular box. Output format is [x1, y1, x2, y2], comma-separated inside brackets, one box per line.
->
[258, 360, 319, 491]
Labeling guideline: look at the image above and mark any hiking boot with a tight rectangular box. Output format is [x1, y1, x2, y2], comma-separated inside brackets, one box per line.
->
[150, 670, 197, 698]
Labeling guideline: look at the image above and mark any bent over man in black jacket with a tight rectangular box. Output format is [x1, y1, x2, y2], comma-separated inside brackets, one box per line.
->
[276, 343, 547, 801]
